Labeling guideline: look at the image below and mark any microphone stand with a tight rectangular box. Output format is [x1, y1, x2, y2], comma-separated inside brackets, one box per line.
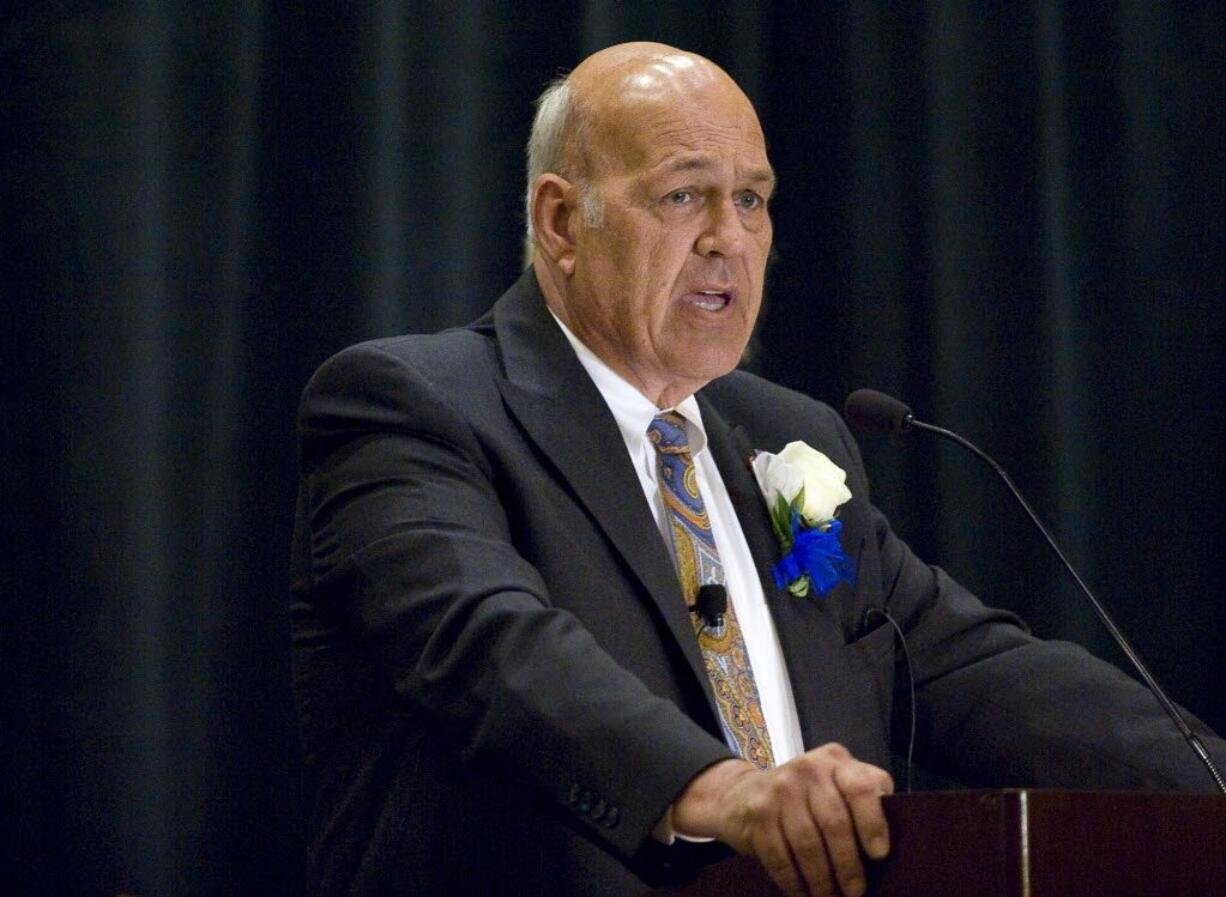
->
[903, 413, 1226, 794]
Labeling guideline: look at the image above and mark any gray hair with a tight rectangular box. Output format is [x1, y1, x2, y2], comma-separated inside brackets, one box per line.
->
[524, 77, 602, 251]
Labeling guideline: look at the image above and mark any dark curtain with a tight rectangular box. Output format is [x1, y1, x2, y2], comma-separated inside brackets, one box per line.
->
[4, 3, 1223, 894]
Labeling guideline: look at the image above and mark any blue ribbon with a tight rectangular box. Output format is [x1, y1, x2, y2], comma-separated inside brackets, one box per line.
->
[771, 516, 856, 597]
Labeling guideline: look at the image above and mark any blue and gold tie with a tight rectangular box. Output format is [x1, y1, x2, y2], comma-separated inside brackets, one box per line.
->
[648, 412, 774, 769]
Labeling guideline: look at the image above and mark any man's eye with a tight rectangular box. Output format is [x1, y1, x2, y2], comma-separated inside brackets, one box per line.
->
[667, 190, 693, 205]
[736, 192, 763, 210]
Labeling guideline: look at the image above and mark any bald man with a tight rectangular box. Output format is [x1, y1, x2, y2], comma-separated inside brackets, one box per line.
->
[291, 43, 1225, 897]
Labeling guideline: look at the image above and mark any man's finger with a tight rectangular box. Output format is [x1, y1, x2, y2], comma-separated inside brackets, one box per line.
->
[833, 761, 893, 860]
[779, 798, 834, 896]
[808, 776, 866, 897]
[754, 822, 809, 897]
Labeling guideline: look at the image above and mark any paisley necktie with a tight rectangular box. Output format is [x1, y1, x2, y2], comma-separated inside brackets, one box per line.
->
[648, 411, 774, 769]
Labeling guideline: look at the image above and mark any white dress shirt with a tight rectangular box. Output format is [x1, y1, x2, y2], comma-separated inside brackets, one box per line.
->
[550, 312, 805, 764]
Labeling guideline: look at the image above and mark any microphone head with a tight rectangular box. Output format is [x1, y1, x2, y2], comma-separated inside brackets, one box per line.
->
[695, 584, 728, 621]
[694, 584, 727, 636]
[844, 389, 914, 436]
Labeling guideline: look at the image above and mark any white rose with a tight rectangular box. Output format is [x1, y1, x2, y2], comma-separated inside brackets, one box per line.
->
[753, 441, 851, 525]
[752, 450, 805, 508]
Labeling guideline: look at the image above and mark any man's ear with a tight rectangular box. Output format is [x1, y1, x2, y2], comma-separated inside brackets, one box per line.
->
[531, 174, 578, 276]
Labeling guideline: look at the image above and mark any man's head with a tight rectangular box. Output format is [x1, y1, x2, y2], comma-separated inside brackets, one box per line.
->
[527, 42, 775, 409]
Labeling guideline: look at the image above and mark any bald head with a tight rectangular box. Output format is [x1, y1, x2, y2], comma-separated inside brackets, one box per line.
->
[524, 43, 765, 241]
[568, 43, 754, 167]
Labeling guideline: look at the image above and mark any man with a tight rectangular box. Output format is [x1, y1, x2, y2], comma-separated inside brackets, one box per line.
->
[290, 43, 1223, 897]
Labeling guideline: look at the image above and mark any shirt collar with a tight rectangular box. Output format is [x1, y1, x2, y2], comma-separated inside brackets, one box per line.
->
[548, 309, 708, 455]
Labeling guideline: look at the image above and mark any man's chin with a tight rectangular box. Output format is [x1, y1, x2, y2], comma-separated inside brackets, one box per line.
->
[669, 349, 746, 389]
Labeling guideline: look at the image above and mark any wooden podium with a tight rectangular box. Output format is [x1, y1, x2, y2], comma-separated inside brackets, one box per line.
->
[647, 790, 1226, 896]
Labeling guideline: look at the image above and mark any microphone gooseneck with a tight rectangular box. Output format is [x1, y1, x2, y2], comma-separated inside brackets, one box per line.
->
[845, 388, 1226, 794]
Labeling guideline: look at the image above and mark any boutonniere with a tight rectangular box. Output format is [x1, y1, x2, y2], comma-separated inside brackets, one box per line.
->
[751, 442, 856, 598]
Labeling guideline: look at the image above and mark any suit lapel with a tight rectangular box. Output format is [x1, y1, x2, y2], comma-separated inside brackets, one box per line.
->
[491, 273, 713, 701]
[700, 397, 864, 749]
[697, 407, 777, 603]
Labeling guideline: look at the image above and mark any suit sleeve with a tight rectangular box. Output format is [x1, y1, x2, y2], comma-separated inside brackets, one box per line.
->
[296, 341, 731, 857]
[827, 407, 1226, 792]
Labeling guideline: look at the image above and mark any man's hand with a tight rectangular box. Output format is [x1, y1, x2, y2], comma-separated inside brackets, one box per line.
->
[671, 743, 893, 897]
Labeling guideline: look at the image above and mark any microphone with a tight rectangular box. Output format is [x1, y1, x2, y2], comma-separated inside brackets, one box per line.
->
[691, 583, 728, 635]
[844, 388, 1226, 794]
[843, 388, 913, 436]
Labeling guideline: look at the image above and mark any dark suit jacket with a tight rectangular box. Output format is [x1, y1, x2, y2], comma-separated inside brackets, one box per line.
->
[290, 271, 1223, 897]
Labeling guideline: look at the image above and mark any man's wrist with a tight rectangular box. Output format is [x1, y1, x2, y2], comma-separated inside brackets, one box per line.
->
[669, 757, 755, 840]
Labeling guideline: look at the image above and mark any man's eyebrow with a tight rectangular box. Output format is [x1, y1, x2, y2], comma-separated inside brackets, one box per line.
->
[747, 167, 777, 187]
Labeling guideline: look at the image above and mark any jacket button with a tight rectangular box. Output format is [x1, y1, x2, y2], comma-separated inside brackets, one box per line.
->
[602, 806, 620, 828]
[568, 784, 581, 805]
[589, 798, 606, 819]
[577, 791, 593, 814]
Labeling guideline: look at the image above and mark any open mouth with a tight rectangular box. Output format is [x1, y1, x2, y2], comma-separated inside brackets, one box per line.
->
[685, 289, 733, 311]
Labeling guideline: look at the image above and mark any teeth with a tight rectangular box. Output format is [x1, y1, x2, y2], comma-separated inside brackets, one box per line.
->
[689, 289, 729, 310]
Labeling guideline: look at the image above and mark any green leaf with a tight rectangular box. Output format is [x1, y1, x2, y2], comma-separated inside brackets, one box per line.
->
[771, 494, 793, 548]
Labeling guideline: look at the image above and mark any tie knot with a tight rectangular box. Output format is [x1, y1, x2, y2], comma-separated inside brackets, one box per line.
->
[648, 412, 690, 453]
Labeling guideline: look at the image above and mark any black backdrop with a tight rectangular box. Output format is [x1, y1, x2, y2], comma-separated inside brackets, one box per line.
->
[4, 3, 1224, 895]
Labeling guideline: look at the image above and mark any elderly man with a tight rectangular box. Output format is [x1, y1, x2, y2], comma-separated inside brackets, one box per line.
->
[290, 43, 1223, 897]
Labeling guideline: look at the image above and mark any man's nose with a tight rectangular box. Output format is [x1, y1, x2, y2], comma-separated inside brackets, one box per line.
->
[695, 198, 746, 257]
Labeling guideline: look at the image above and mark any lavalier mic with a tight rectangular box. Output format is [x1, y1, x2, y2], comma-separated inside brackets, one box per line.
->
[691, 583, 728, 635]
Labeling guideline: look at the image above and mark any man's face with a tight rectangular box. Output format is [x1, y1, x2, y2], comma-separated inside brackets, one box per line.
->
[558, 59, 775, 407]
